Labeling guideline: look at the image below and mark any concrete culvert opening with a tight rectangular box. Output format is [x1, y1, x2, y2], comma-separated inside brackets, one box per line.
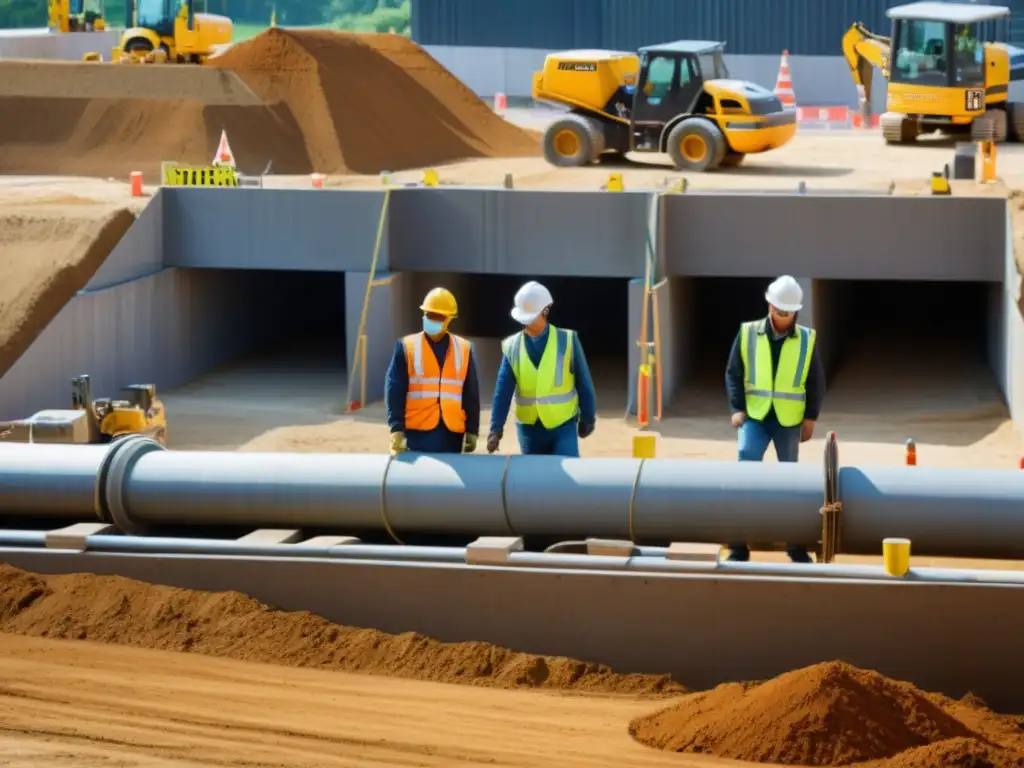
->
[163, 269, 347, 449]
[821, 279, 1006, 446]
[426, 274, 629, 408]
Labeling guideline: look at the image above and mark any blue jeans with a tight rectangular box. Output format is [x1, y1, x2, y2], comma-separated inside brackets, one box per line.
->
[516, 418, 579, 457]
[729, 411, 812, 564]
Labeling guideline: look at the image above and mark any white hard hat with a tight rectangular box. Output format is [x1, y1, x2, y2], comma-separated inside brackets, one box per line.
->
[511, 281, 554, 325]
[765, 275, 803, 312]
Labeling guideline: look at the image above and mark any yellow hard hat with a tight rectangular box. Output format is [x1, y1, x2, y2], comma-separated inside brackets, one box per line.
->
[420, 287, 458, 317]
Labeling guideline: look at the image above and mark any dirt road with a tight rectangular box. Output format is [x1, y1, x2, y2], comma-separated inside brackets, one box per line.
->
[0, 633, 722, 768]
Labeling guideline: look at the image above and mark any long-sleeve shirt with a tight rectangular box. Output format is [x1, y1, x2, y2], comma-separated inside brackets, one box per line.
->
[489, 325, 597, 435]
[725, 316, 825, 422]
[385, 334, 481, 437]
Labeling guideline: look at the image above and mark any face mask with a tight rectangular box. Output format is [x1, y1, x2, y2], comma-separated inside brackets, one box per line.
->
[423, 318, 445, 337]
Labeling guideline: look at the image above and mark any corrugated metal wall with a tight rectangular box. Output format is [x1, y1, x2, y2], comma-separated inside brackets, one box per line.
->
[413, 0, 1024, 55]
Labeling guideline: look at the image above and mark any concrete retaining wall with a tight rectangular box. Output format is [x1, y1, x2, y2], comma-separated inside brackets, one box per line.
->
[0, 29, 119, 61]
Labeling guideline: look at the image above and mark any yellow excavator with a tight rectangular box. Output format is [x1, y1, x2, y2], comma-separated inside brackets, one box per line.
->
[48, 0, 106, 32]
[0, 375, 167, 446]
[843, 1, 1024, 144]
[532, 41, 797, 171]
[88, 0, 232, 63]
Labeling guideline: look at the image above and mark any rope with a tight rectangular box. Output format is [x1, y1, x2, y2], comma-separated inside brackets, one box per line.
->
[627, 458, 648, 543]
[379, 453, 404, 545]
[499, 454, 515, 535]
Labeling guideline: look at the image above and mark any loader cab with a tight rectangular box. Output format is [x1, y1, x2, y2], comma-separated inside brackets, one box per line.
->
[887, 2, 1008, 92]
[632, 41, 727, 126]
[132, 0, 194, 36]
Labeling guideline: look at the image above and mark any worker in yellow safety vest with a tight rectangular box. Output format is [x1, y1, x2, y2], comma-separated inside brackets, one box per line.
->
[385, 288, 480, 454]
[724, 274, 826, 564]
[486, 281, 597, 456]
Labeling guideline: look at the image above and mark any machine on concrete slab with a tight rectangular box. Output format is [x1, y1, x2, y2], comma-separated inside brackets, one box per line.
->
[532, 41, 797, 172]
[0, 375, 167, 446]
[843, 1, 1024, 144]
[49, 0, 107, 32]
[90, 0, 232, 63]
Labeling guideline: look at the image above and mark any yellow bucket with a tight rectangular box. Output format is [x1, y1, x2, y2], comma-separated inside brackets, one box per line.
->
[633, 434, 656, 459]
[883, 537, 911, 577]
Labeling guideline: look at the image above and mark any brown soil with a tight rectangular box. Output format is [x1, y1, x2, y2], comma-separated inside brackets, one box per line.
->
[628, 660, 1024, 765]
[0, 204, 135, 379]
[0, 564, 682, 696]
[861, 738, 1024, 768]
[0, 29, 538, 178]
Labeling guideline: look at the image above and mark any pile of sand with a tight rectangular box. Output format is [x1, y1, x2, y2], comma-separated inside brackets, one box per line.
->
[0, 564, 682, 695]
[629, 661, 1024, 766]
[0, 29, 538, 178]
[0, 205, 135, 379]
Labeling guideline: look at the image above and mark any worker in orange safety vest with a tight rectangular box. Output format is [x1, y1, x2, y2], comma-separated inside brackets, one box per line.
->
[384, 287, 480, 454]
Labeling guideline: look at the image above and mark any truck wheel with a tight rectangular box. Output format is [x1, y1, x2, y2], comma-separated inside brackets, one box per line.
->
[666, 119, 726, 171]
[543, 115, 600, 168]
[1007, 102, 1024, 142]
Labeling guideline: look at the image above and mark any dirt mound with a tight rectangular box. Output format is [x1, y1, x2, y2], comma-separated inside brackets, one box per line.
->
[0, 204, 135, 379]
[0, 29, 537, 178]
[863, 738, 1024, 768]
[0, 564, 683, 695]
[629, 661, 981, 765]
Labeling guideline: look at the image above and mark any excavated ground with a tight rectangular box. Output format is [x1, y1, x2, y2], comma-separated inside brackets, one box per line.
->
[0, 28, 539, 178]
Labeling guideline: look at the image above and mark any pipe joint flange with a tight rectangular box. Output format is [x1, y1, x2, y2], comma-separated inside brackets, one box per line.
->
[99, 435, 166, 536]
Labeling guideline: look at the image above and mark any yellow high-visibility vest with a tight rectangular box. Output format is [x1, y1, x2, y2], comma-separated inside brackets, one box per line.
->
[502, 325, 578, 429]
[739, 319, 816, 428]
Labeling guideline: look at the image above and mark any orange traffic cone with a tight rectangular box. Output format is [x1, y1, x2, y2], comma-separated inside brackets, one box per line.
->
[774, 50, 796, 109]
[212, 129, 236, 169]
[494, 92, 508, 112]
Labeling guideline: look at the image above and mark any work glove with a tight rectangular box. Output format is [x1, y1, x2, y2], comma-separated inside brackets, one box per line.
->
[389, 431, 408, 455]
[486, 431, 502, 454]
[578, 421, 595, 439]
[463, 433, 478, 453]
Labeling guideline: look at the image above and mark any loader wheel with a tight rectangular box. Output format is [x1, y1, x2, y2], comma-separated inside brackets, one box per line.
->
[543, 115, 602, 168]
[666, 119, 726, 172]
[721, 151, 745, 167]
[1007, 102, 1024, 142]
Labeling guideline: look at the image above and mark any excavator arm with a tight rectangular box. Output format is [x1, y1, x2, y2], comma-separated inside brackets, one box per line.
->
[842, 22, 891, 124]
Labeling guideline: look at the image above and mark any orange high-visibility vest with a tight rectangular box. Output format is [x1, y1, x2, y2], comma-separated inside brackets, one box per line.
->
[402, 332, 471, 433]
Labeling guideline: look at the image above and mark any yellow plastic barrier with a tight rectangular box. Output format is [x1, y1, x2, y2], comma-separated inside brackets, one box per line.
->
[161, 164, 238, 188]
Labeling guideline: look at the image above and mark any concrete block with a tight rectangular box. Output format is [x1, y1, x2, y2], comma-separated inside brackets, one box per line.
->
[345, 270, 409, 407]
[666, 542, 722, 562]
[466, 536, 524, 565]
[585, 538, 636, 557]
[45, 523, 116, 552]
[236, 529, 303, 545]
[300, 535, 361, 547]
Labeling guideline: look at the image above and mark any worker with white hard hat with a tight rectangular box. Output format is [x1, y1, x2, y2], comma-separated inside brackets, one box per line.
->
[724, 274, 826, 564]
[487, 281, 597, 456]
[384, 287, 480, 455]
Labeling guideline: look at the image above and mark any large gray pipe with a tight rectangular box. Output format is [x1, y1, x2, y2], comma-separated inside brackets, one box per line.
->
[1, 437, 1024, 558]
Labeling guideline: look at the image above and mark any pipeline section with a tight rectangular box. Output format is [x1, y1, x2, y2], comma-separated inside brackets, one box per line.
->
[2, 437, 1024, 559]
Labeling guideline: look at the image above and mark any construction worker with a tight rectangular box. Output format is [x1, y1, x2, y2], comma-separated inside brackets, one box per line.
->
[724, 274, 825, 564]
[487, 281, 597, 457]
[385, 288, 480, 455]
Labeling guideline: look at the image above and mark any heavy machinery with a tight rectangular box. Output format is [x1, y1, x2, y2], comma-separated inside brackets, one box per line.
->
[532, 41, 797, 171]
[49, 0, 106, 32]
[843, 1, 1024, 144]
[0, 375, 167, 446]
[109, 0, 232, 63]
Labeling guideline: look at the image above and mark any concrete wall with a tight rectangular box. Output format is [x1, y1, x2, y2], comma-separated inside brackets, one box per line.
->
[5, 547, 1024, 712]
[0, 29, 120, 61]
[425, 46, 888, 114]
[992, 203, 1024, 435]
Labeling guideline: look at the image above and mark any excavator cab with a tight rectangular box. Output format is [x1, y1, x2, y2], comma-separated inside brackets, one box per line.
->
[49, 0, 106, 32]
[844, 1, 1024, 144]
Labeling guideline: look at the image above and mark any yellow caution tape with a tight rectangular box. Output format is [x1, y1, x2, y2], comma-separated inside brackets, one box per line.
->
[161, 164, 238, 187]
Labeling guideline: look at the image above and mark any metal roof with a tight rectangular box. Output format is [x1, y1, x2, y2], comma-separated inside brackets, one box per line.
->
[638, 40, 724, 55]
[887, 2, 1010, 23]
[546, 49, 636, 60]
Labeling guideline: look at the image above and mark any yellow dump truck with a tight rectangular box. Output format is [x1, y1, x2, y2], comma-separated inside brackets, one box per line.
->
[843, 1, 1024, 143]
[113, 0, 232, 63]
[532, 41, 797, 171]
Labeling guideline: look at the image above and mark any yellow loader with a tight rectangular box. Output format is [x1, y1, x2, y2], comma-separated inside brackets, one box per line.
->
[532, 40, 797, 171]
[0, 375, 167, 446]
[109, 0, 232, 63]
[843, 1, 1024, 143]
